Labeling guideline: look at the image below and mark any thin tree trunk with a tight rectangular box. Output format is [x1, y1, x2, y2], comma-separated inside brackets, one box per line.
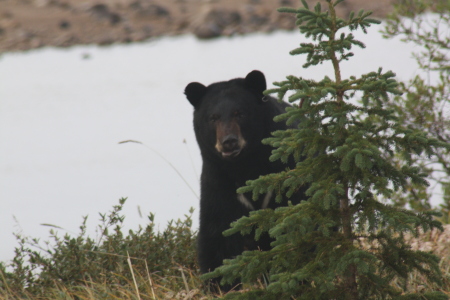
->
[328, 1, 359, 297]
[341, 187, 358, 299]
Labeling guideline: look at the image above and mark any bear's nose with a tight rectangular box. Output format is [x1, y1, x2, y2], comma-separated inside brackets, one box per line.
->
[222, 135, 239, 152]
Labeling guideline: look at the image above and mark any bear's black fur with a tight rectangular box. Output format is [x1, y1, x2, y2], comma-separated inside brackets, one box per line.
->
[184, 70, 306, 291]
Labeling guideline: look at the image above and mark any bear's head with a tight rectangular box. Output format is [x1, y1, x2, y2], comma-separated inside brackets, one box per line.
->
[185, 70, 270, 160]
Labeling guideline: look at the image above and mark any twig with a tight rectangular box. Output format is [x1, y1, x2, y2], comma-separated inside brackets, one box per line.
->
[183, 139, 199, 182]
[119, 140, 199, 199]
[127, 251, 141, 300]
[145, 259, 157, 300]
[179, 268, 190, 293]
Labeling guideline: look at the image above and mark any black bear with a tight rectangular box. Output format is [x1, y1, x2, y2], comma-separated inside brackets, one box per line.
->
[184, 70, 306, 291]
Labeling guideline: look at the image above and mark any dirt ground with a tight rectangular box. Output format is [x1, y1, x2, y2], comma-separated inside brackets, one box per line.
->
[0, 0, 396, 53]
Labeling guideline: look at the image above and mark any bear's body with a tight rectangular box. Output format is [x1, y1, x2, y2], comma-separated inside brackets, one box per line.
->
[184, 71, 306, 290]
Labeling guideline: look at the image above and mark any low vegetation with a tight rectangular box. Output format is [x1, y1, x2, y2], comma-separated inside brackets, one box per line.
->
[0, 199, 449, 299]
[0, 198, 205, 299]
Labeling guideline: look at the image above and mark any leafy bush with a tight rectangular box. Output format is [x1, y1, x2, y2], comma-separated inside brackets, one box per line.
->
[381, 0, 450, 222]
[0, 198, 200, 298]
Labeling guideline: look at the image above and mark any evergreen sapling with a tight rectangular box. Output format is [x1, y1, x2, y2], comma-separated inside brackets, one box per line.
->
[204, 0, 450, 299]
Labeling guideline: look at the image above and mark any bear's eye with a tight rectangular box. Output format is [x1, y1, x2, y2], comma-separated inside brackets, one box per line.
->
[210, 114, 220, 122]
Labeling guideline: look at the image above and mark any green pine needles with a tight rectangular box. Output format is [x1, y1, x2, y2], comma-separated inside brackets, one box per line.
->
[204, 0, 450, 299]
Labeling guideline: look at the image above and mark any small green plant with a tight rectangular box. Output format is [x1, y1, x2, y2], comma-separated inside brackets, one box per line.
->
[0, 198, 200, 298]
[381, 0, 450, 223]
[205, 0, 449, 299]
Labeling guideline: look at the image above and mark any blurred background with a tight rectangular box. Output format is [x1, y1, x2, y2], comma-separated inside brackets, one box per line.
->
[0, 0, 395, 52]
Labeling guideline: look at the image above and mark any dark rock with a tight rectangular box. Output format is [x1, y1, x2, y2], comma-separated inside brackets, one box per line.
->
[59, 20, 70, 29]
[89, 4, 121, 25]
[249, 14, 269, 26]
[137, 5, 170, 18]
[151, 5, 170, 17]
[98, 35, 114, 46]
[194, 22, 222, 39]
[207, 10, 241, 28]
[129, 1, 141, 10]
[123, 36, 133, 43]
[109, 12, 121, 25]
[89, 4, 110, 21]
[194, 9, 242, 39]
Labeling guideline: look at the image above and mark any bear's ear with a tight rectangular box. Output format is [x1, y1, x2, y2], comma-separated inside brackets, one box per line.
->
[244, 70, 267, 97]
[184, 82, 206, 108]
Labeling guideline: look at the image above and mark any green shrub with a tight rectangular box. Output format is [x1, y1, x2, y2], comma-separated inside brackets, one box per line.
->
[381, 0, 450, 222]
[1, 198, 199, 298]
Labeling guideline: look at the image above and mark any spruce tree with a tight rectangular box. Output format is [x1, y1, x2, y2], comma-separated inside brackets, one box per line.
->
[203, 0, 449, 299]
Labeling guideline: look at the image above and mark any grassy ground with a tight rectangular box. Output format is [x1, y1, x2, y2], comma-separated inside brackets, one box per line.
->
[1, 233, 449, 299]
[1, 200, 449, 299]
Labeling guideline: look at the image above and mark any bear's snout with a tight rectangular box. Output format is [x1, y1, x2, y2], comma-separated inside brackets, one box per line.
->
[217, 134, 245, 158]
[221, 135, 240, 156]
[215, 122, 246, 158]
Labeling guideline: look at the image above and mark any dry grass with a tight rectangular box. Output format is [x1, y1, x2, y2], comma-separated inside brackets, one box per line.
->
[1, 226, 449, 300]
[403, 224, 450, 296]
[0, 264, 209, 300]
